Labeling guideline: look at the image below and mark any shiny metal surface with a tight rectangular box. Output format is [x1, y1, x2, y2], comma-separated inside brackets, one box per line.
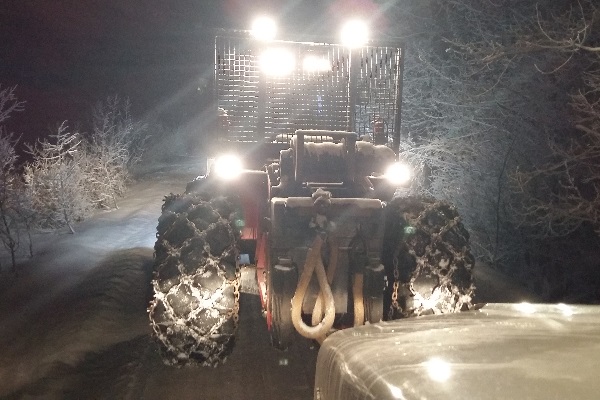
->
[314, 303, 600, 400]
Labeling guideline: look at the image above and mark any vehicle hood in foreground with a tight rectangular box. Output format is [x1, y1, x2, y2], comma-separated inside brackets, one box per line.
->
[314, 303, 600, 400]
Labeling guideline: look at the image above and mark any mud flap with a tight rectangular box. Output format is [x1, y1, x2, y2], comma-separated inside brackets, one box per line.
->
[269, 263, 297, 350]
[364, 263, 385, 323]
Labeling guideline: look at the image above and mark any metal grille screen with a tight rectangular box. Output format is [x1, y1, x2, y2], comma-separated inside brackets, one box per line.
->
[215, 36, 401, 144]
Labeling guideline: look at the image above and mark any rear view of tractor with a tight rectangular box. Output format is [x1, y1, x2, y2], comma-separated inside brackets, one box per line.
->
[149, 18, 475, 367]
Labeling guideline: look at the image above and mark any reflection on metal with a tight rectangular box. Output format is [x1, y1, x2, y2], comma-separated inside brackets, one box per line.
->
[314, 303, 600, 399]
[556, 303, 574, 316]
[514, 301, 536, 314]
[386, 383, 406, 399]
[423, 357, 452, 382]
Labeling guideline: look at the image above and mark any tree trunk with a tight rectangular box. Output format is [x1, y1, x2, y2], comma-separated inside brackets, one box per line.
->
[27, 228, 33, 257]
[63, 208, 75, 234]
[10, 247, 16, 275]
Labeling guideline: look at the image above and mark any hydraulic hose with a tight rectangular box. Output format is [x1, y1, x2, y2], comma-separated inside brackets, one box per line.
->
[311, 237, 339, 327]
[291, 235, 336, 340]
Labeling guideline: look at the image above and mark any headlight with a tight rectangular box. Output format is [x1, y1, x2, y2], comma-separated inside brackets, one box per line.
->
[211, 154, 243, 180]
[340, 19, 369, 48]
[251, 16, 277, 41]
[260, 48, 296, 76]
[384, 162, 411, 185]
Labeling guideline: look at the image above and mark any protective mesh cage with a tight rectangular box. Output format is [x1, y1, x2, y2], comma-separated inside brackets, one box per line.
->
[215, 35, 402, 145]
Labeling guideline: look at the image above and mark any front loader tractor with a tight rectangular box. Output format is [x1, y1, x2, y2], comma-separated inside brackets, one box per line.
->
[149, 18, 475, 367]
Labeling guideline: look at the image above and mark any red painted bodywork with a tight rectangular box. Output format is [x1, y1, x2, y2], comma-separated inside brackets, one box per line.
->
[255, 233, 270, 327]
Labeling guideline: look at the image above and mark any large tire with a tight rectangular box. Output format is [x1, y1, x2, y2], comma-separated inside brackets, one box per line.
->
[383, 196, 474, 319]
[149, 192, 239, 367]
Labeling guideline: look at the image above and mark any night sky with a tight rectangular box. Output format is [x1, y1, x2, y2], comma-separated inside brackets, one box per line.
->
[0, 0, 381, 143]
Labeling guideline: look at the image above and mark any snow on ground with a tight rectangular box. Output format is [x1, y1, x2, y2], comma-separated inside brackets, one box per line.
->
[0, 165, 187, 398]
[0, 162, 317, 400]
[0, 161, 538, 399]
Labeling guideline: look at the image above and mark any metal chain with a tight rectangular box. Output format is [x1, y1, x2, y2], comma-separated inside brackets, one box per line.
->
[232, 263, 241, 327]
[388, 200, 463, 320]
[388, 248, 401, 320]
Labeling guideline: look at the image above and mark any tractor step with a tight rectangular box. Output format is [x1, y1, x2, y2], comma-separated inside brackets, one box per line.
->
[239, 265, 260, 295]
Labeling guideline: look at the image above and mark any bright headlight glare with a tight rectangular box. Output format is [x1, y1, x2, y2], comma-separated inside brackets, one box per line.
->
[260, 48, 295, 76]
[251, 16, 277, 41]
[340, 19, 369, 48]
[213, 155, 243, 180]
[385, 162, 411, 185]
[303, 55, 330, 73]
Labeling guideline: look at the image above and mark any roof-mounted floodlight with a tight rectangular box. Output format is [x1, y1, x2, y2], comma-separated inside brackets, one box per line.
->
[251, 16, 277, 41]
[340, 19, 369, 48]
[260, 48, 295, 76]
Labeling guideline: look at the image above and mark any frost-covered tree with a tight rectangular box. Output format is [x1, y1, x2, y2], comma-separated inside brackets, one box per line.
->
[424, 0, 599, 240]
[0, 87, 149, 261]
[11, 175, 39, 258]
[25, 122, 91, 234]
[85, 96, 148, 208]
[0, 85, 25, 124]
[381, 1, 558, 267]
[0, 130, 21, 272]
[0, 85, 25, 273]
[397, 0, 600, 299]
[503, 1, 600, 238]
[19, 96, 148, 233]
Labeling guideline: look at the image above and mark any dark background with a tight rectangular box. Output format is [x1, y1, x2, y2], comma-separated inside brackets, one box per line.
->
[0, 0, 382, 144]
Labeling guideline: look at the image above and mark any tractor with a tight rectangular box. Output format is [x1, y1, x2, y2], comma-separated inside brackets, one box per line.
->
[149, 18, 475, 367]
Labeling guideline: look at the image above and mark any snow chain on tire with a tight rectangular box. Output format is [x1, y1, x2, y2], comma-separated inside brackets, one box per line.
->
[385, 196, 475, 319]
[149, 192, 240, 367]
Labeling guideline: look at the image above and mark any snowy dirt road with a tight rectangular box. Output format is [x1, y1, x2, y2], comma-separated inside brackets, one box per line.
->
[0, 165, 317, 400]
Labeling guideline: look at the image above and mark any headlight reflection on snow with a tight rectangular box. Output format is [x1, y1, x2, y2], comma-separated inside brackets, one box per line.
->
[423, 357, 452, 382]
[514, 302, 536, 314]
